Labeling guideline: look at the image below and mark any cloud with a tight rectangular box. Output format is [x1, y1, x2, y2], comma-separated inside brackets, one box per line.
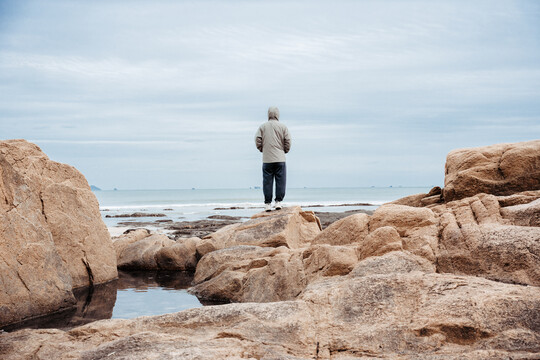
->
[1, 0, 539, 189]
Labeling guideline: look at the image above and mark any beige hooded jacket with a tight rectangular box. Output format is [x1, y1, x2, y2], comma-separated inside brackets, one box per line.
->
[255, 106, 291, 163]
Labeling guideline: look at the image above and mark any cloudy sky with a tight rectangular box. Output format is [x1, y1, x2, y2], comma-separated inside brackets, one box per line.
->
[1, 0, 539, 189]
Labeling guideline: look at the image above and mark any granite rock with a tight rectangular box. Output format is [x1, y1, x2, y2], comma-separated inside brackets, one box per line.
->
[0, 140, 117, 327]
[369, 204, 439, 262]
[196, 206, 321, 257]
[311, 213, 369, 246]
[443, 140, 540, 201]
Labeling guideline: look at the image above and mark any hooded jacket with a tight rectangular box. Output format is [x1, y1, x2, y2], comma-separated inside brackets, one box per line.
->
[255, 106, 291, 163]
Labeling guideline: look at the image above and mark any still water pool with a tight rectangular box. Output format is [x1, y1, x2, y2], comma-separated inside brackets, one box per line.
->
[2, 270, 214, 332]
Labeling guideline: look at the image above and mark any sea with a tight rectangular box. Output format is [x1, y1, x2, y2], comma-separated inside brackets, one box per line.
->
[95, 186, 433, 229]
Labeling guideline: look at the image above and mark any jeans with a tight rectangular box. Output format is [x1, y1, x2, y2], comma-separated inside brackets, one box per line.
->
[262, 162, 286, 204]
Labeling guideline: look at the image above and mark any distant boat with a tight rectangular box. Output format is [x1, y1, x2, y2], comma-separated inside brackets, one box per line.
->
[254, 186, 261, 189]
[113, 188, 118, 191]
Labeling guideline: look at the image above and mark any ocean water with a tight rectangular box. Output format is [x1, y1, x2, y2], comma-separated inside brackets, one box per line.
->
[95, 187, 432, 227]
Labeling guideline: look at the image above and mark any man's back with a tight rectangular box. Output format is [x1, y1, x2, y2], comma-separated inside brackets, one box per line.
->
[256, 120, 291, 163]
[255, 106, 291, 163]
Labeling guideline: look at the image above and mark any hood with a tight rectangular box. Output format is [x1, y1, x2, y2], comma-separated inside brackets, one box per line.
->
[268, 106, 280, 120]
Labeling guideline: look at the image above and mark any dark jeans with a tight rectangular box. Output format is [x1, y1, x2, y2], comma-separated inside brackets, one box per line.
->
[262, 162, 286, 204]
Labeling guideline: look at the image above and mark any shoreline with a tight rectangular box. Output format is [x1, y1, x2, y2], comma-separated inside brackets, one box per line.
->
[106, 206, 375, 239]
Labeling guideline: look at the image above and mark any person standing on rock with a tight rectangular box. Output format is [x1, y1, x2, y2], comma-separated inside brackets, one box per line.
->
[255, 106, 291, 212]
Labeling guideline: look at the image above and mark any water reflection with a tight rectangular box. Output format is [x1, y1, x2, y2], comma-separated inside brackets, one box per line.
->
[112, 270, 203, 319]
[2, 280, 117, 332]
[116, 270, 195, 291]
[2, 270, 216, 332]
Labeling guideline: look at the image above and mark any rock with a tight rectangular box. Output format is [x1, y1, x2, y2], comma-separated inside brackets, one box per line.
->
[389, 186, 443, 208]
[105, 212, 166, 218]
[436, 194, 540, 286]
[191, 246, 306, 302]
[390, 192, 428, 207]
[311, 213, 369, 245]
[166, 218, 241, 239]
[193, 246, 278, 285]
[427, 186, 443, 197]
[155, 237, 200, 271]
[350, 251, 435, 277]
[115, 232, 175, 270]
[0, 140, 117, 327]
[300, 272, 540, 358]
[196, 206, 321, 257]
[207, 215, 244, 221]
[2, 271, 539, 359]
[113, 230, 201, 271]
[314, 209, 374, 229]
[420, 194, 443, 206]
[112, 229, 151, 253]
[497, 190, 540, 207]
[192, 243, 361, 303]
[0, 301, 319, 360]
[369, 204, 439, 262]
[357, 225, 403, 260]
[500, 198, 540, 226]
[2, 281, 117, 333]
[443, 140, 540, 201]
[302, 245, 358, 283]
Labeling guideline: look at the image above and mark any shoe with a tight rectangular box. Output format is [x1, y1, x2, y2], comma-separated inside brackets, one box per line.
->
[274, 201, 282, 210]
[265, 203, 272, 212]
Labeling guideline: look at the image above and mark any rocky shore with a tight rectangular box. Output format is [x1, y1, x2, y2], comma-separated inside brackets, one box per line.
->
[1, 139, 540, 359]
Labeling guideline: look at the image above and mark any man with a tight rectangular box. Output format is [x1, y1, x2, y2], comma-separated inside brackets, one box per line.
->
[255, 106, 291, 211]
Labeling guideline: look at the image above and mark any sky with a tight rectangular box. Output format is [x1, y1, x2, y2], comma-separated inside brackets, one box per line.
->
[1, 0, 539, 190]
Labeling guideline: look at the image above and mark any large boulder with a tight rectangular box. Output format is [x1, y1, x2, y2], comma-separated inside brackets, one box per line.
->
[443, 140, 540, 202]
[196, 206, 321, 256]
[0, 140, 117, 327]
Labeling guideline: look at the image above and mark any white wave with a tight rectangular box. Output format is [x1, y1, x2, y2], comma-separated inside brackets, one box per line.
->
[99, 200, 381, 211]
